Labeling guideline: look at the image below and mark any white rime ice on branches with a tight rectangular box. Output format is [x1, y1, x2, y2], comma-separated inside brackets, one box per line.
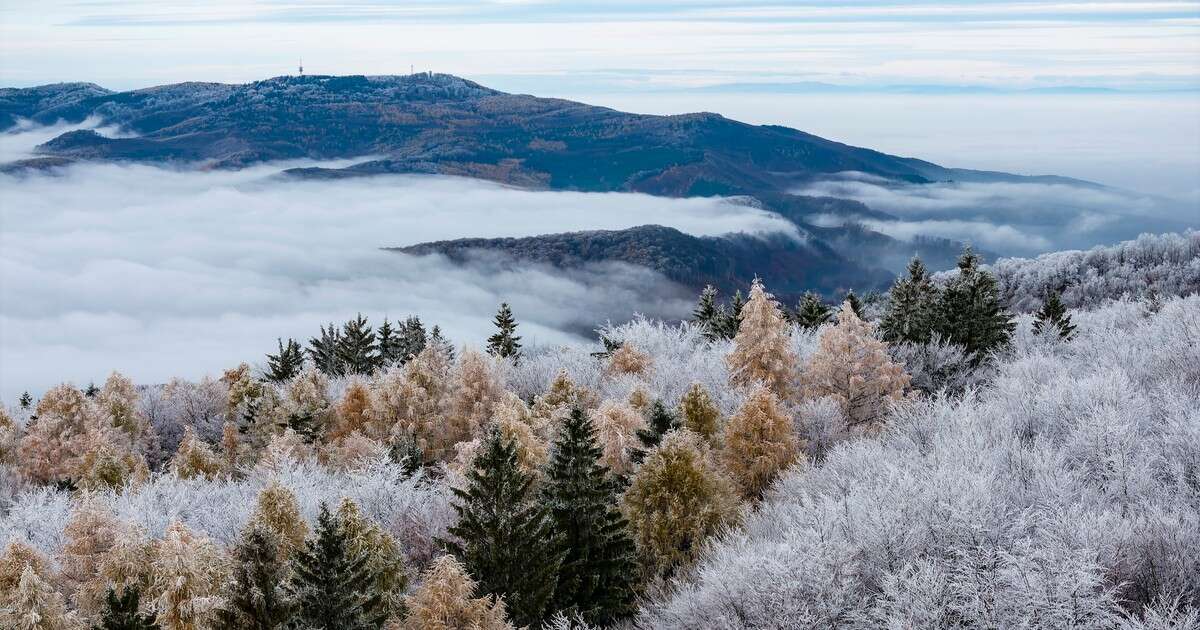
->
[638, 295, 1200, 629]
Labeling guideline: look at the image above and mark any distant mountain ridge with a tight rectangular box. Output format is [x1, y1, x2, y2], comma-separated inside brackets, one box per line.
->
[2, 73, 1086, 195]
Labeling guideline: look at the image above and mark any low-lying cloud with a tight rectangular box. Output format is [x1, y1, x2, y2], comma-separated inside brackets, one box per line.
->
[795, 174, 1196, 255]
[0, 139, 794, 399]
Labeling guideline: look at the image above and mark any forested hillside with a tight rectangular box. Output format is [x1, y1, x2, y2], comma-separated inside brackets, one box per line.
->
[0, 239, 1196, 629]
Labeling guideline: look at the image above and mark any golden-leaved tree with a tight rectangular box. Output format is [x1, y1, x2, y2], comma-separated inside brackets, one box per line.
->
[802, 301, 910, 432]
[726, 279, 798, 399]
[679, 382, 721, 440]
[721, 384, 801, 499]
[147, 522, 229, 630]
[400, 555, 513, 630]
[19, 383, 95, 485]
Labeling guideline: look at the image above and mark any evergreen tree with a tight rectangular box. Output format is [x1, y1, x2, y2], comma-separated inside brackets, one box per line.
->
[843, 289, 864, 319]
[541, 408, 639, 625]
[18, 391, 32, 410]
[287, 503, 386, 630]
[692, 285, 721, 339]
[266, 338, 304, 383]
[376, 318, 400, 367]
[397, 316, 427, 364]
[429, 325, 455, 362]
[712, 289, 747, 340]
[879, 257, 941, 344]
[85, 382, 100, 398]
[214, 527, 293, 630]
[631, 400, 681, 464]
[338, 313, 380, 375]
[792, 292, 832, 330]
[1033, 291, 1077, 341]
[486, 303, 523, 361]
[308, 324, 345, 377]
[93, 586, 161, 630]
[936, 248, 1016, 365]
[443, 427, 563, 627]
[389, 434, 424, 476]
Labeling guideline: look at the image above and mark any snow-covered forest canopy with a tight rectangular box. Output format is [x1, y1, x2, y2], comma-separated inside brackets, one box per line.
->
[1, 233, 1197, 630]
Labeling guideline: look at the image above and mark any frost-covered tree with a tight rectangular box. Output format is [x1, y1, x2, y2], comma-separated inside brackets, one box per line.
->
[607, 344, 652, 376]
[443, 427, 562, 627]
[400, 556, 513, 630]
[0, 565, 76, 630]
[247, 482, 309, 556]
[19, 391, 34, 410]
[380, 343, 454, 462]
[331, 380, 374, 442]
[721, 384, 800, 499]
[842, 289, 865, 319]
[213, 526, 292, 630]
[792, 292, 832, 330]
[486, 303, 522, 362]
[147, 522, 228, 630]
[265, 339, 304, 384]
[19, 382, 95, 485]
[592, 400, 644, 478]
[691, 285, 722, 340]
[396, 316, 427, 364]
[99, 371, 149, 442]
[678, 383, 720, 441]
[622, 430, 741, 578]
[726, 279, 798, 399]
[338, 313, 380, 376]
[802, 303, 909, 431]
[287, 503, 385, 630]
[880, 257, 940, 344]
[541, 408, 639, 625]
[446, 349, 506, 449]
[936, 247, 1015, 365]
[59, 497, 124, 615]
[1033, 291, 1077, 341]
[335, 498, 408, 619]
[169, 427, 222, 480]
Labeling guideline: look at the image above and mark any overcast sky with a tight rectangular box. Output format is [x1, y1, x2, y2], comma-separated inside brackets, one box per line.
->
[1, 0, 1198, 92]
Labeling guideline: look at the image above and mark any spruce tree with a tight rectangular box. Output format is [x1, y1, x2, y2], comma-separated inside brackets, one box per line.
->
[85, 382, 100, 398]
[486, 303, 523, 362]
[792, 292, 832, 329]
[389, 433, 424, 476]
[18, 391, 32, 410]
[430, 325, 455, 362]
[715, 289, 747, 339]
[936, 248, 1015, 365]
[288, 503, 386, 630]
[631, 400, 681, 464]
[1033, 291, 1077, 341]
[879, 257, 941, 344]
[692, 285, 721, 339]
[308, 324, 345, 377]
[377, 318, 400, 367]
[443, 426, 563, 628]
[541, 408, 639, 625]
[338, 313, 380, 375]
[843, 289, 864, 319]
[215, 526, 293, 630]
[93, 586, 161, 630]
[397, 316, 427, 364]
[266, 338, 304, 383]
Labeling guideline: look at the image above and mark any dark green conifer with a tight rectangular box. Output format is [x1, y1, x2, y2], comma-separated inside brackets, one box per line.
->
[1033, 291, 1077, 341]
[308, 324, 345, 377]
[288, 503, 386, 630]
[692, 285, 722, 339]
[541, 408, 640, 625]
[880, 257, 941, 344]
[85, 382, 99, 398]
[376, 318, 400, 367]
[338, 313, 379, 375]
[486, 303, 523, 362]
[92, 586, 160, 630]
[429, 325, 455, 362]
[792, 292, 832, 329]
[215, 526, 294, 630]
[589, 335, 624, 359]
[936, 247, 1015, 365]
[397, 316, 427, 364]
[18, 391, 33, 410]
[443, 426, 563, 627]
[631, 401, 681, 464]
[266, 338, 304, 383]
[389, 434, 424, 476]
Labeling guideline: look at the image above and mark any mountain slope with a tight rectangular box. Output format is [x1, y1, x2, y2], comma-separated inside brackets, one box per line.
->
[395, 224, 894, 301]
[6, 73, 970, 195]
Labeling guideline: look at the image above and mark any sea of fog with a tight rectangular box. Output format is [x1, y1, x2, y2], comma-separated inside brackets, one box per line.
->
[2, 92, 1198, 399]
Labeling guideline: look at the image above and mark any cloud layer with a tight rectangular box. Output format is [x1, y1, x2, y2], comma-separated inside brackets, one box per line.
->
[796, 174, 1197, 255]
[0, 148, 792, 399]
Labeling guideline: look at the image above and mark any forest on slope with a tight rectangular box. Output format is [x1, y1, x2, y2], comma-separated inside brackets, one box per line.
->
[0, 233, 1197, 629]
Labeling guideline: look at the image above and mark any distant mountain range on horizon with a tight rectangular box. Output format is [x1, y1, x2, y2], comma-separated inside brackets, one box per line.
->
[2, 73, 1182, 301]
